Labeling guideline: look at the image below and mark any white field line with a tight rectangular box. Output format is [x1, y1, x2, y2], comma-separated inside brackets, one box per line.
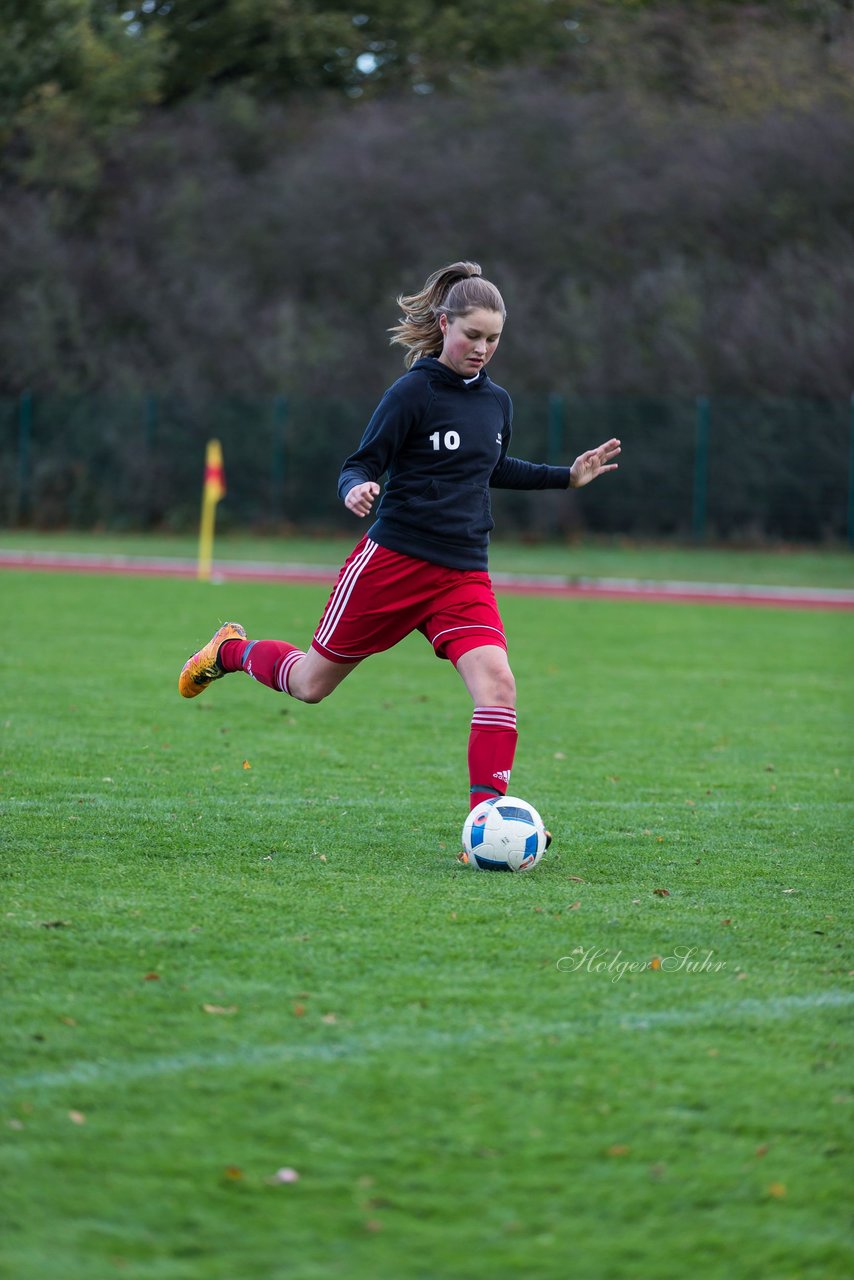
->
[4, 990, 852, 1097]
[2, 548, 853, 605]
[493, 574, 854, 604]
[0, 548, 202, 572]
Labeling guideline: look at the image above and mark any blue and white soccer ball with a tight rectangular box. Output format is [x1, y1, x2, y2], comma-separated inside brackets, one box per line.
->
[462, 796, 547, 872]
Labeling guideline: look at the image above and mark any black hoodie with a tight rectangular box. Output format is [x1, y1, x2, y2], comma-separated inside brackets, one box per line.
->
[337, 357, 572, 570]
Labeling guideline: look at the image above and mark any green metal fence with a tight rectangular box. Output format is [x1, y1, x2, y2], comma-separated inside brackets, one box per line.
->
[2, 393, 852, 543]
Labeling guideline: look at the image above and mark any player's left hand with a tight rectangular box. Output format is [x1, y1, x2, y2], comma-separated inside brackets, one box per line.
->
[569, 438, 621, 489]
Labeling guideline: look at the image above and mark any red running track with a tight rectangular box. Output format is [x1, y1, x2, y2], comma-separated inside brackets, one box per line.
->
[2, 550, 853, 611]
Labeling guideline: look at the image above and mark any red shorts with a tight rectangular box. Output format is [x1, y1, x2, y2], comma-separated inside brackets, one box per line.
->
[311, 536, 507, 666]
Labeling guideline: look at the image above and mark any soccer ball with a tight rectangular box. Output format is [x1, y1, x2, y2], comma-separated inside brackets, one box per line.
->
[462, 796, 547, 872]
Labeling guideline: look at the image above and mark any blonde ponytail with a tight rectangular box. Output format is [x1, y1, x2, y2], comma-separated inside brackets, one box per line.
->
[390, 261, 506, 369]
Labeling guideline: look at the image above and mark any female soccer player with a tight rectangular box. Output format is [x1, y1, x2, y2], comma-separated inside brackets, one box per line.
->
[179, 261, 620, 828]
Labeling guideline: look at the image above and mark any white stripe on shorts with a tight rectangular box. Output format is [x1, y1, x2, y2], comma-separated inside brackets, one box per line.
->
[314, 538, 379, 651]
[430, 623, 506, 650]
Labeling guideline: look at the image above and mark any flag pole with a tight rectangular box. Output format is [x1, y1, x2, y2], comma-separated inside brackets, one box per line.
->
[197, 439, 225, 581]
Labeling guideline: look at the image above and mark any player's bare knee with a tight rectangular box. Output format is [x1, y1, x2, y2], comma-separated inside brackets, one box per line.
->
[287, 671, 326, 704]
[494, 669, 516, 707]
[482, 662, 515, 707]
[293, 680, 328, 705]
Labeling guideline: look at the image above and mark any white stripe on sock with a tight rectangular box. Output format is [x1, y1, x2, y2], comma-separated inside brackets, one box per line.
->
[472, 705, 517, 729]
[276, 649, 305, 694]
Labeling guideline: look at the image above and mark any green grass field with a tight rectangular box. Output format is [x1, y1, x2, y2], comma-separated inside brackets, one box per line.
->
[2, 554, 852, 1279]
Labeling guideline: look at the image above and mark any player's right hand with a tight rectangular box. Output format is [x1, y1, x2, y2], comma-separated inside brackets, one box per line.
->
[344, 481, 380, 517]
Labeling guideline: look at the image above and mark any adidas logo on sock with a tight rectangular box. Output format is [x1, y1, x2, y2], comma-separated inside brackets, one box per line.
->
[492, 770, 512, 785]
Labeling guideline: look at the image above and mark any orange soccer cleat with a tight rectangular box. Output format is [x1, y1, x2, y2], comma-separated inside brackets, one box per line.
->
[178, 622, 246, 699]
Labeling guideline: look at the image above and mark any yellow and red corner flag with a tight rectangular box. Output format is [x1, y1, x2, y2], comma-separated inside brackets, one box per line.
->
[197, 438, 226, 581]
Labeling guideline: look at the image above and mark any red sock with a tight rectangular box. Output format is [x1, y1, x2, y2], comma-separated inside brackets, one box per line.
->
[218, 639, 305, 694]
[468, 706, 518, 809]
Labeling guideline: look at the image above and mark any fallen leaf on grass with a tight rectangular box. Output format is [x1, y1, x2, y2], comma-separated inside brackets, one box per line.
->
[61, 1016, 77, 1026]
[321, 1013, 337, 1025]
[767, 1182, 787, 1199]
[68, 1111, 86, 1125]
[567, 901, 581, 911]
[242, 760, 252, 770]
[293, 1003, 306, 1017]
[223, 1166, 243, 1180]
[755, 1144, 770, 1158]
[649, 957, 662, 971]
[568, 876, 585, 883]
[607, 1144, 630, 1157]
[201, 1003, 238, 1016]
[653, 888, 670, 897]
[143, 972, 160, 982]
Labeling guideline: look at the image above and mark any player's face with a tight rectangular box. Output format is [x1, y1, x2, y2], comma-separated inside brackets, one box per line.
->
[438, 308, 504, 377]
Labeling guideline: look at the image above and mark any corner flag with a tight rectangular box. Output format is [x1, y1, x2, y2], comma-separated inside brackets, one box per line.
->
[197, 439, 226, 581]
